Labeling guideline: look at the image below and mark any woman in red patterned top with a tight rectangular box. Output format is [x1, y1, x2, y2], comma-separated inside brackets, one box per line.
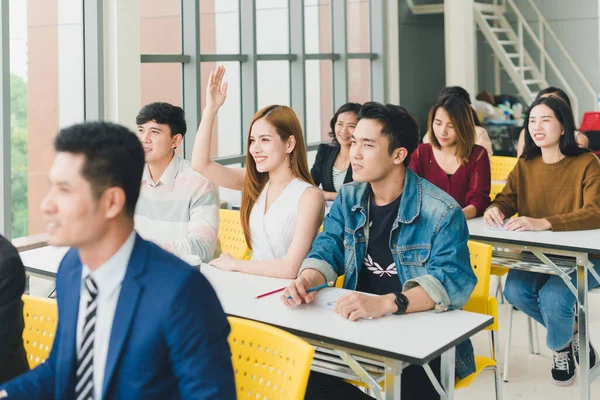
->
[409, 94, 491, 219]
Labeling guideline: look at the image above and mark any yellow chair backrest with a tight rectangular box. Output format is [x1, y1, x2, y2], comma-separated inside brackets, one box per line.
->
[22, 295, 58, 368]
[490, 182, 505, 202]
[490, 156, 518, 182]
[219, 209, 250, 260]
[464, 241, 498, 330]
[228, 316, 315, 400]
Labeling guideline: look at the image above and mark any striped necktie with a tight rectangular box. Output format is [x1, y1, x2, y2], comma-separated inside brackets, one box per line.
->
[75, 276, 98, 400]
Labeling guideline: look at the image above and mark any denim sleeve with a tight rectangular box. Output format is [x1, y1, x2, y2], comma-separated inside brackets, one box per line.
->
[404, 207, 476, 311]
[298, 188, 346, 284]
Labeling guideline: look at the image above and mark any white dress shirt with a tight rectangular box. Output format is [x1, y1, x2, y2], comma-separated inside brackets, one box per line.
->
[76, 231, 136, 400]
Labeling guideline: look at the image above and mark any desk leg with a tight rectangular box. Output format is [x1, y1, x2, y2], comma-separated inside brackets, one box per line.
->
[384, 359, 403, 400]
[441, 347, 455, 400]
[577, 254, 590, 400]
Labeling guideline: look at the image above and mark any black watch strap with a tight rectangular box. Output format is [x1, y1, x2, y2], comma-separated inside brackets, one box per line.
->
[393, 292, 409, 315]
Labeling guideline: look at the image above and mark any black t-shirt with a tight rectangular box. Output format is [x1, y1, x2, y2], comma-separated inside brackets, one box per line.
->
[356, 194, 403, 295]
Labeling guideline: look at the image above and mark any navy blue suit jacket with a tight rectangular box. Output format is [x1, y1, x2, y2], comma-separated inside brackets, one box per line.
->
[0, 234, 236, 399]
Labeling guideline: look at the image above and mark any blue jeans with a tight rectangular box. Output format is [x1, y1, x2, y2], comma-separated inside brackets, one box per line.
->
[504, 260, 600, 351]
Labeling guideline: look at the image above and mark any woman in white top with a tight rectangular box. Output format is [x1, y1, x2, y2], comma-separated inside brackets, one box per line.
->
[192, 66, 324, 278]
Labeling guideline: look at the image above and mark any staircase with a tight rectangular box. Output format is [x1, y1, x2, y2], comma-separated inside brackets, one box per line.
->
[474, 2, 547, 104]
[408, 0, 598, 119]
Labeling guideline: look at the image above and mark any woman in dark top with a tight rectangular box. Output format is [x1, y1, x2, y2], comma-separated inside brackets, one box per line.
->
[311, 103, 361, 201]
[0, 235, 29, 383]
[409, 94, 491, 219]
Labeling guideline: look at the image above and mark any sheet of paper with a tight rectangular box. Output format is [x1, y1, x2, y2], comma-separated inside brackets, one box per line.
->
[484, 225, 538, 235]
[312, 288, 344, 309]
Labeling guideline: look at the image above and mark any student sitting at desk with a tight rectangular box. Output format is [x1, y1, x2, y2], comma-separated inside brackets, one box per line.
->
[282, 102, 477, 399]
[410, 94, 491, 219]
[423, 86, 493, 157]
[192, 66, 324, 278]
[311, 102, 361, 201]
[134, 102, 220, 262]
[0, 122, 235, 399]
[516, 87, 589, 158]
[0, 235, 29, 384]
[484, 96, 600, 386]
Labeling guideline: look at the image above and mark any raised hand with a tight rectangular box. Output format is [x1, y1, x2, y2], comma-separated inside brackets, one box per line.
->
[205, 65, 228, 111]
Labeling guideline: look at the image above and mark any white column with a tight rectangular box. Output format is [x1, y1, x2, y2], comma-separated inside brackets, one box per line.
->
[103, 0, 140, 130]
[444, 0, 478, 99]
[58, 0, 84, 128]
[385, 0, 400, 105]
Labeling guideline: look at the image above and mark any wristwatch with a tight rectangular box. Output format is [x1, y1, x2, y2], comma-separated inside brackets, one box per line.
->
[393, 292, 409, 315]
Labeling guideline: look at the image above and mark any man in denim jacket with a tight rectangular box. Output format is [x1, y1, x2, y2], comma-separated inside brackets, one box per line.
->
[283, 102, 477, 399]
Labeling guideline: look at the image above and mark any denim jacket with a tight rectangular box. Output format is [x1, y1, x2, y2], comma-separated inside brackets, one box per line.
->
[299, 169, 477, 379]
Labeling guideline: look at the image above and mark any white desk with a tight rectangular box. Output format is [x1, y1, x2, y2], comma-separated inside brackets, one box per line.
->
[19, 246, 67, 278]
[201, 265, 492, 400]
[468, 217, 600, 400]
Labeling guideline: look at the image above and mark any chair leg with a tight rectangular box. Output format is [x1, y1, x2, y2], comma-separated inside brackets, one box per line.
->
[495, 276, 505, 304]
[492, 331, 503, 400]
[527, 316, 535, 354]
[503, 305, 514, 382]
[532, 319, 540, 355]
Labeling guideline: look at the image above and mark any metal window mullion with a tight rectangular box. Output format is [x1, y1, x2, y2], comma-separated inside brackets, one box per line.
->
[331, 0, 347, 110]
[182, 0, 201, 160]
[289, 0, 306, 140]
[83, 0, 104, 121]
[199, 54, 248, 62]
[369, 0, 385, 103]
[0, 0, 10, 237]
[140, 54, 191, 63]
[240, 0, 258, 153]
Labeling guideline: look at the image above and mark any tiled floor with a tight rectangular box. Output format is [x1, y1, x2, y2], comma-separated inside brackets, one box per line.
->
[27, 275, 600, 399]
[457, 277, 600, 400]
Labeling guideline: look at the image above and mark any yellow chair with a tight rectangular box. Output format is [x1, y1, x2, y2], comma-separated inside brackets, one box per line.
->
[228, 316, 315, 400]
[22, 295, 58, 368]
[489, 183, 505, 202]
[490, 156, 518, 182]
[219, 209, 250, 260]
[455, 241, 502, 400]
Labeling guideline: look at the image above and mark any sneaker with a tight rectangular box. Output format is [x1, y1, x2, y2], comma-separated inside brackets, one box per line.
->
[551, 346, 576, 386]
[572, 332, 598, 369]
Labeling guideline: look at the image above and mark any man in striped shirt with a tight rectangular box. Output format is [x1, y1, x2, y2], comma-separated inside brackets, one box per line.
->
[134, 102, 219, 262]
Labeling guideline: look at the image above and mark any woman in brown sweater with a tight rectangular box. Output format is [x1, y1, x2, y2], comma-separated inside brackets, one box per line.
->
[484, 96, 600, 387]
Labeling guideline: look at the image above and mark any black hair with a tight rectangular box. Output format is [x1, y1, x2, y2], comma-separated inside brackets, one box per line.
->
[438, 86, 482, 127]
[537, 86, 572, 109]
[329, 102, 362, 145]
[54, 122, 145, 217]
[357, 102, 420, 167]
[522, 96, 590, 160]
[135, 102, 187, 137]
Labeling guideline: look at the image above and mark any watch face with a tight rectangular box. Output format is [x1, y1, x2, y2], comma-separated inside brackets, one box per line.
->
[395, 293, 408, 314]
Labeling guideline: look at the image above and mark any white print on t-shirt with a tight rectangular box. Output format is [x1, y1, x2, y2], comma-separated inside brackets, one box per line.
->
[363, 253, 397, 277]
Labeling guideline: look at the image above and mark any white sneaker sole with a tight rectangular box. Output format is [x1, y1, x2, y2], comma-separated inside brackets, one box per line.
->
[552, 369, 576, 387]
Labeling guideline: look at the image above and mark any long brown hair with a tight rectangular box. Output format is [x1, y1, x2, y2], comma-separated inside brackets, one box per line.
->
[240, 105, 314, 249]
[427, 94, 476, 164]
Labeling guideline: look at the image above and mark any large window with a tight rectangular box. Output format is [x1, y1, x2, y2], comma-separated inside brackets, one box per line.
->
[1, 0, 385, 237]
[8, 0, 84, 239]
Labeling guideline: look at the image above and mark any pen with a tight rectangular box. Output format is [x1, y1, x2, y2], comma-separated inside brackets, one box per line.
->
[255, 286, 286, 299]
[286, 281, 334, 299]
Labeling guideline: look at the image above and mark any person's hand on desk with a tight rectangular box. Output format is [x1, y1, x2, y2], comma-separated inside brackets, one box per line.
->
[281, 276, 318, 306]
[335, 292, 397, 321]
[282, 269, 325, 307]
[483, 207, 505, 227]
[504, 216, 551, 232]
[209, 253, 237, 271]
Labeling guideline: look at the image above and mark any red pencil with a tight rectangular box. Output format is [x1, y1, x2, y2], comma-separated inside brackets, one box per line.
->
[255, 286, 286, 299]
